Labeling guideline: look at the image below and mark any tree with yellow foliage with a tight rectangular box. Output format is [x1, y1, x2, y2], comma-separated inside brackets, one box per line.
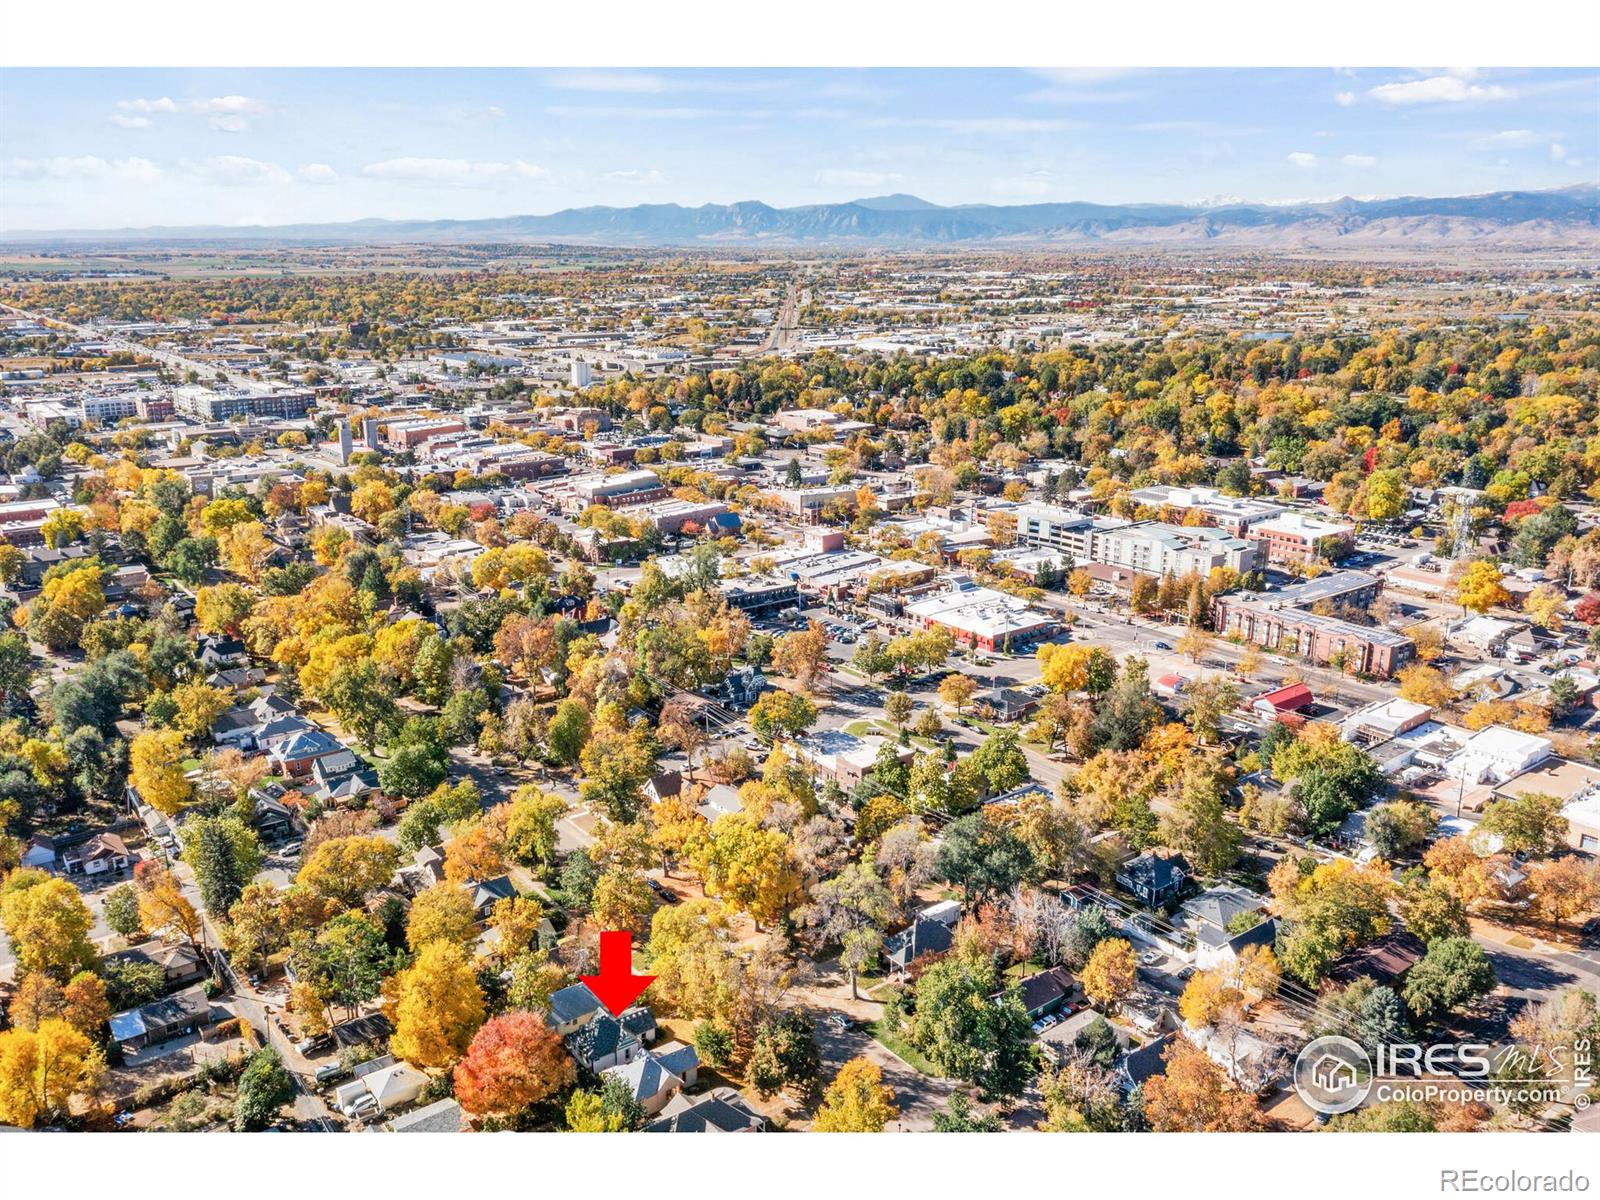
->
[170, 680, 232, 742]
[689, 812, 800, 929]
[771, 623, 830, 693]
[217, 521, 274, 583]
[194, 582, 254, 636]
[1396, 663, 1455, 709]
[812, 1057, 898, 1132]
[1522, 584, 1567, 632]
[406, 884, 479, 952]
[1037, 642, 1090, 693]
[487, 896, 547, 958]
[1179, 969, 1244, 1029]
[129, 729, 193, 815]
[0, 1018, 106, 1128]
[135, 866, 202, 945]
[1456, 560, 1511, 615]
[388, 941, 485, 1069]
[1080, 938, 1137, 1011]
[294, 836, 400, 909]
[0, 873, 97, 982]
[350, 480, 397, 527]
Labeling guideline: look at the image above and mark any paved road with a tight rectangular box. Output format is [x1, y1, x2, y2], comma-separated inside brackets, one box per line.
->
[763, 280, 802, 354]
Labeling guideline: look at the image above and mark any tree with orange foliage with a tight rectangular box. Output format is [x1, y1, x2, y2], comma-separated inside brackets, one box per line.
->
[453, 1011, 576, 1120]
[1142, 1039, 1265, 1131]
[444, 823, 508, 885]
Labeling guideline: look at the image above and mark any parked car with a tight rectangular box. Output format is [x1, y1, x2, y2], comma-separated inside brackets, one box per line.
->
[648, 880, 679, 905]
[342, 1094, 379, 1121]
[1139, 949, 1163, 966]
[1152, 640, 1171, 651]
[294, 1032, 333, 1056]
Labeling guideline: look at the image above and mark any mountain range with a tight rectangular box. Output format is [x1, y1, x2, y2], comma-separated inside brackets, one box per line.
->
[7, 185, 1599, 249]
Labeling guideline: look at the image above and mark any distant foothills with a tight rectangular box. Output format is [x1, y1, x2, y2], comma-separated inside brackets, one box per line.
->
[5, 184, 1598, 249]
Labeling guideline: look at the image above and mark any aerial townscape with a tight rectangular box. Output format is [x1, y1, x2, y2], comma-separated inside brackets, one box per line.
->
[0, 62, 1597, 1145]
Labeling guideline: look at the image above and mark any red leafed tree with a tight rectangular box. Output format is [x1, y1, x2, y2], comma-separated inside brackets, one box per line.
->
[1503, 499, 1541, 523]
[1575, 593, 1600, 625]
[452, 1012, 576, 1117]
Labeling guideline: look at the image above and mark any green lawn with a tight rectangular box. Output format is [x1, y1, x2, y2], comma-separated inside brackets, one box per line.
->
[871, 1018, 938, 1076]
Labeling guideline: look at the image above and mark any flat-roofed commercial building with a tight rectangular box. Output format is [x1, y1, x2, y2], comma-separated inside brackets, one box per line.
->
[384, 416, 468, 449]
[904, 576, 1054, 652]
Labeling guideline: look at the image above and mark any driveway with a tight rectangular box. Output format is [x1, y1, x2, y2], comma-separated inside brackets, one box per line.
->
[791, 957, 957, 1130]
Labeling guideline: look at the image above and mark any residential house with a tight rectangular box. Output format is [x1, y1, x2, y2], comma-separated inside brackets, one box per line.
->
[308, 752, 381, 806]
[1324, 930, 1426, 989]
[1119, 1031, 1177, 1093]
[20, 834, 57, 870]
[463, 875, 518, 918]
[60, 832, 131, 876]
[884, 917, 954, 974]
[602, 1041, 700, 1115]
[268, 728, 349, 778]
[1016, 966, 1078, 1021]
[109, 984, 213, 1051]
[1251, 682, 1315, 718]
[547, 983, 606, 1036]
[386, 1098, 463, 1132]
[247, 793, 298, 845]
[644, 1088, 766, 1133]
[1116, 852, 1193, 909]
[696, 784, 744, 821]
[103, 940, 208, 991]
[567, 1011, 648, 1074]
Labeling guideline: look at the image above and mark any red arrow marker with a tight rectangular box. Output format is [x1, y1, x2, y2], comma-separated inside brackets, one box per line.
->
[581, 930, 656, 1016]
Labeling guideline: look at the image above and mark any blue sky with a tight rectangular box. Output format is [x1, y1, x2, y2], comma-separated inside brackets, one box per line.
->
[1, 68, 1595, 231]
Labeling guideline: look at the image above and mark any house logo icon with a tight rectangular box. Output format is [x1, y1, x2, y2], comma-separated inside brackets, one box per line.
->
[1294, 1035, 1372, 1115]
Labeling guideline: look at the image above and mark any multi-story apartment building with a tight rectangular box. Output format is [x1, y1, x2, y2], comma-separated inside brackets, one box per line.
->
[1247, 511, 1356, 566]
[1211, 570, 1413, 677]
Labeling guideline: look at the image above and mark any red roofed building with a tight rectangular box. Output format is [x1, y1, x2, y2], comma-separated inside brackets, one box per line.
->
[1251, 682, 1314, 717]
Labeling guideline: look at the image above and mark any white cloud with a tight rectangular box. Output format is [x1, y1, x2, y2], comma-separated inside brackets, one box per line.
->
[814, 168, 905, 190]
[114, 95, 270, 131]
[192, 95, 268, 116]
[1368, 76, 1515, 106]
[545, 105, 728, 121]
[116, 97, 178, 114]
[360, 157, 549, 186]
[1551, 143, 1567, 162]
[182, 156, 292, 186]
[1342, 154, 1377, 168]
[296, 163, 339, 184]
[1287, 152, 1318, 168]
[484, 105, 506, 119]
[602, 169, 667, 185]
[4, 155, 161, 183]
[1478, 129, 1544, 147]
[1335, 91, 1356, 107]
